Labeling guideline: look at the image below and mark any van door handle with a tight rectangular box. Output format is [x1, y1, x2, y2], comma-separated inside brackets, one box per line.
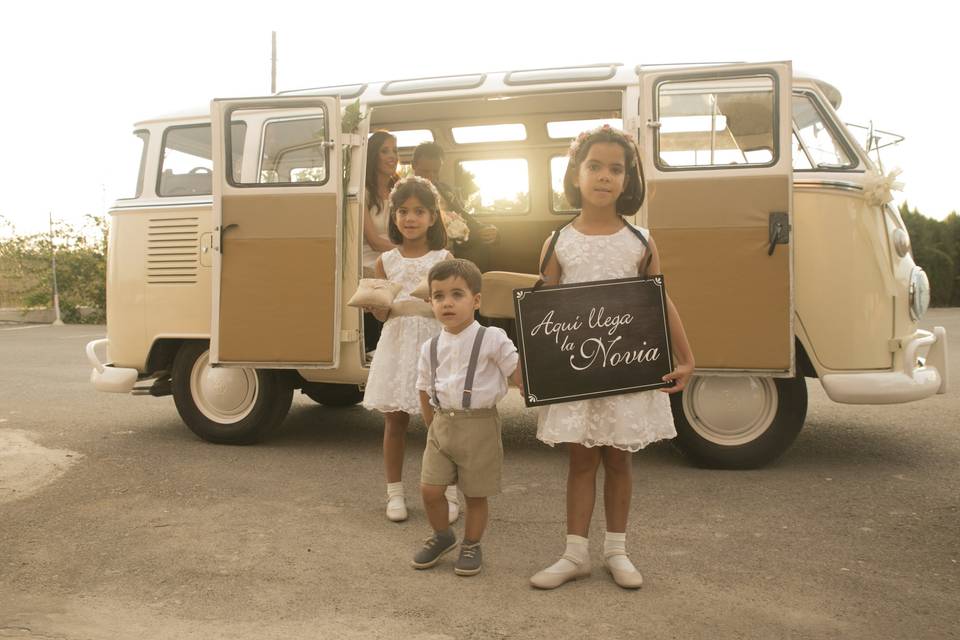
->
[219, 224, 239, 253]
[767, 212, 789, 256]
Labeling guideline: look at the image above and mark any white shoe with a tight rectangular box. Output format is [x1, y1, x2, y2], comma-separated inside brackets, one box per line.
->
[529, 554, 591, 590]
[604, 551, 643, 589]
[386, 495, 408, 522]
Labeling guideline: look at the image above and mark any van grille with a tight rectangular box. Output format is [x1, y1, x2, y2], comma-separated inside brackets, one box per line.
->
[147, 217, 200, 284]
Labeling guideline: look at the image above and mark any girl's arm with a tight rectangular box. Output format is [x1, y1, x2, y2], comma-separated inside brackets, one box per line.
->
[419, 390, 435, 426]
[363, 200, 396, 253]
[367, 256, 391, 322]
[537, 234, 562, 285]
[645, 237, 695, 393]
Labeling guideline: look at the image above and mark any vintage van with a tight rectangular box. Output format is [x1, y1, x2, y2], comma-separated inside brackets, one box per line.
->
[86, 61, 949, 468]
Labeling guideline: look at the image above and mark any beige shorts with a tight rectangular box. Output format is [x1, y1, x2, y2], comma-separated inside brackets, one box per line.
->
[421, 408, 502, 498]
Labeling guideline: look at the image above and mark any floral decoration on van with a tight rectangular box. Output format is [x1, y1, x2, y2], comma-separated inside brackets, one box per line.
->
[863, 167, 904, 206]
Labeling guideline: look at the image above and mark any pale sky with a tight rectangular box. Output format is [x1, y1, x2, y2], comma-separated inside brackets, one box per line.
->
[0, 0, 955, 237]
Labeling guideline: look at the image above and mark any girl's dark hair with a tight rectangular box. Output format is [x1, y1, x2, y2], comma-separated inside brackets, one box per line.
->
[365, 130, 399, 212]
[387, 177, 448, 250]
[562, 128, 645, 215]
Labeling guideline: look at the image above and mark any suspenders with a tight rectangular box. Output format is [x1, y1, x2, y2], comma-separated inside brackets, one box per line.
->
[429, 326, 487, 410]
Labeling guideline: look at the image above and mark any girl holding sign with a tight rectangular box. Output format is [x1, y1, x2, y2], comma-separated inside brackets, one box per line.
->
[530, 125, 695, 590]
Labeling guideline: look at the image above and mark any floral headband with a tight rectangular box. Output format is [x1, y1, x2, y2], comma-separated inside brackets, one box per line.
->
[567, 124, 638, 167]
[389, 174, 443, 209]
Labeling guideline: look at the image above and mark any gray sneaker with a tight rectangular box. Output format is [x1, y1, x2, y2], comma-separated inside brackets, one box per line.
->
[454, 541, 483, 576]
[411, 529, 457, 569]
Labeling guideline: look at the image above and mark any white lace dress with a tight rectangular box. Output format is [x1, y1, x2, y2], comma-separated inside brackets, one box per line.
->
[536, 224, 676, 452]
[362, 248, 451, 414]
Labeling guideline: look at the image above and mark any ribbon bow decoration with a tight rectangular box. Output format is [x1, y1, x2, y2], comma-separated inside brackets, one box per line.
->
[862, 167, 904, 206]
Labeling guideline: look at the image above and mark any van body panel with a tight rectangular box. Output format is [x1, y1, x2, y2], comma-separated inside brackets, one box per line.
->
[107, 205, 214, 369]
[219, 235, 336, 363]
[105, 211, 148, 369]
[656, 225, 791, 369]
[794, 188, 894, 370]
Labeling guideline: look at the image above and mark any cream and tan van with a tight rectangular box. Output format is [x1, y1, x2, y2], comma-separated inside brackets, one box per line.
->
[86, 61, 949, 468]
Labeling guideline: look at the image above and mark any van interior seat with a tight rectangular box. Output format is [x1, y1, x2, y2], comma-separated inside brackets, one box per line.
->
[159, 169, 212, 196]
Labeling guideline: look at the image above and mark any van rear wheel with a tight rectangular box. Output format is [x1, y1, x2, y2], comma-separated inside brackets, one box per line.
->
[301, 382, 364, 406]
[669, 374, 807, 469]
[171, 341, 293, 445]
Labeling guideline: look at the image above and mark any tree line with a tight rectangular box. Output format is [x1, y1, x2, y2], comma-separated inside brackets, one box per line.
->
[0, 215, 107, 323]
[900, 203, 960, 307]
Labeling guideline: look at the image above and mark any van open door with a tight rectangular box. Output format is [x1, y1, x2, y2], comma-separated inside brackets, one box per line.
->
[638, 63, 794, 374]
[210, 96, 343, 368]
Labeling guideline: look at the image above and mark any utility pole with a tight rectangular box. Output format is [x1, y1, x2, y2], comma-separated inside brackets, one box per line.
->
[271, 31, 277, 94]
[49, 211, 63, 325]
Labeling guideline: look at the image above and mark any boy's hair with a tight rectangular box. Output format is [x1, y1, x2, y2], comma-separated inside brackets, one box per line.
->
[387, 176, 448, 249]
[562, 125, 645, 215]
[428, 258, 482, 295]
[412, 142, 445, 165]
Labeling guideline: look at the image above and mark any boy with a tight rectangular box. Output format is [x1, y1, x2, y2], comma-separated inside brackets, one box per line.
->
[412, 258, 522, 576]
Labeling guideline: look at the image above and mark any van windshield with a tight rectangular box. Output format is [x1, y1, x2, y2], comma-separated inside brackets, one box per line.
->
[791, 94, 855, 170]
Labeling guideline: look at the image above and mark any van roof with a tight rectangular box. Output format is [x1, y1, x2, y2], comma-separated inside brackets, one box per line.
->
[135, 62, 841, 126]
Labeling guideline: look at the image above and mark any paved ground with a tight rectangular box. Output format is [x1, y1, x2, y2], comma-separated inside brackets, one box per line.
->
[0, 311, 958, 639]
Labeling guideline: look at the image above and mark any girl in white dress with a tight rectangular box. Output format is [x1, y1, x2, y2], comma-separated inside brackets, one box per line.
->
[530, 126, 695, 590]
[361, 176, 459, 523]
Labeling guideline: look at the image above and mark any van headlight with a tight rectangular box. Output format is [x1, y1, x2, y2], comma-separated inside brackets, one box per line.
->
[909, 266, 930, 320]
[892, 228, 911, 257]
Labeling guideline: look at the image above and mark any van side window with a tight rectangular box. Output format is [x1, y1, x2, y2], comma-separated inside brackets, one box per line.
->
[455, 158, 529, 215]
[655, 76, 776, 169]
[258, 116, 328, 184]
[791, 94, 855, 170]
[158, 123, 245, 196]
[550, 156, 575, 213]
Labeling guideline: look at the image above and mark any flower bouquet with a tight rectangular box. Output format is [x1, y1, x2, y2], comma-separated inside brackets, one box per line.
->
[442, 210, 470, 243]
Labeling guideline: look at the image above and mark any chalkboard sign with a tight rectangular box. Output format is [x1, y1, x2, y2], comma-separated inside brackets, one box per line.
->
[513, 276, 674, 407]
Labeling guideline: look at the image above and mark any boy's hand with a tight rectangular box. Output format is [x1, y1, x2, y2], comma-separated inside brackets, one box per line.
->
[509, 365, 524, 394]
[660, 362, 694, 394]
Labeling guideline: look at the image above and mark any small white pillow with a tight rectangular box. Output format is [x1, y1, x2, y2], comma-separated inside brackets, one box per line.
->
[347, 279, 402, 309]
[409, 275, 431, 302]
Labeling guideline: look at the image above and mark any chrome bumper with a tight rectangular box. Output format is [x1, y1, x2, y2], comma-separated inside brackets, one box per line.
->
[821, 326, 949, 404]
[86, 338, 138, 393]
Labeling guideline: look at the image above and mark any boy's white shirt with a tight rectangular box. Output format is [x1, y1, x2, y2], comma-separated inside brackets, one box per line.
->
[416, 320, 518, 410]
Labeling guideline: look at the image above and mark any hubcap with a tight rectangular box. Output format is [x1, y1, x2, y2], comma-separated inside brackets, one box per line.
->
[189, 350, 258, 424]
[682, 376, 778, 446]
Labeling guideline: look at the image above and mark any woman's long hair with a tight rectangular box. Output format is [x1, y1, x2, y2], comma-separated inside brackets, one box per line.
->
[365, 130, 399, 212]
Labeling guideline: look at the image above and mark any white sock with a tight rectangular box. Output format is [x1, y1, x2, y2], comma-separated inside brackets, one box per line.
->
[386, 482, 404, 500]
[604, 531, 635, 572]
[444, 485, 459, 504]
[544, 534, 589, 573]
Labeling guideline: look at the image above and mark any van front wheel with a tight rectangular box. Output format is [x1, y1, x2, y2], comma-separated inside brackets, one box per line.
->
[171, 342, 293, 445]
[669, 374, 807, 469]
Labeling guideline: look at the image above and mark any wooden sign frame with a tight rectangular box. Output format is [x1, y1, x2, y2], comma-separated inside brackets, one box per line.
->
[513, 276, 674, 407]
